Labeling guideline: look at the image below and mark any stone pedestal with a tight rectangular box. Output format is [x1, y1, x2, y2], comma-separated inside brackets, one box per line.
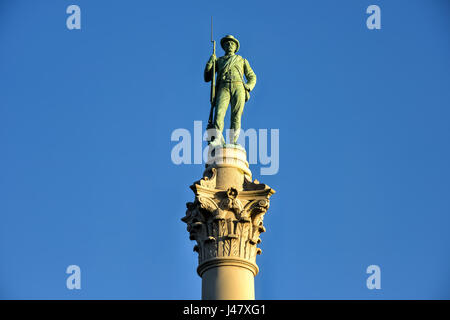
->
[182, 145, 275, 300]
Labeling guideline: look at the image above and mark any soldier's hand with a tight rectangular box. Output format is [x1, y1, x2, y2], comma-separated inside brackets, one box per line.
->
[209, 54, 216, 62]
[243, 83, 251, 91]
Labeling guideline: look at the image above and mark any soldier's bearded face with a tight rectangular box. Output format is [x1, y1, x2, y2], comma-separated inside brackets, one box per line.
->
[225, 41, 236, 53]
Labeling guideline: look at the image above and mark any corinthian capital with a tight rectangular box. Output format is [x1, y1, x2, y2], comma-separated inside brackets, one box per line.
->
[182, 161, 275, 275]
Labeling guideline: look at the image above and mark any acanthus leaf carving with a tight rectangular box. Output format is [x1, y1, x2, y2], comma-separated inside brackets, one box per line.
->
[196, 167, 217, 189]
[197, 196, 219, 215]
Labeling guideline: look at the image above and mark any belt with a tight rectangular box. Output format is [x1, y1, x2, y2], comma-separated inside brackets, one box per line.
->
[218, 80, 242, 84]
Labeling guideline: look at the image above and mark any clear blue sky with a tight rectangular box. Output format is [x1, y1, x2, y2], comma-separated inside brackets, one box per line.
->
[1, 0, 449, 299]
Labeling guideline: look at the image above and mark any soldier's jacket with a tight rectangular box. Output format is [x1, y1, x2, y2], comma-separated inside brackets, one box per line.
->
[204, 54, 257, 92]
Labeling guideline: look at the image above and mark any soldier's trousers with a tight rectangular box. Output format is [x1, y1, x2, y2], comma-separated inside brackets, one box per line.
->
[213, 81, 246, 144]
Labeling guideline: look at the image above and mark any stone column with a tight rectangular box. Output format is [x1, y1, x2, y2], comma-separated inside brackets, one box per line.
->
[182, 145, 275, 300]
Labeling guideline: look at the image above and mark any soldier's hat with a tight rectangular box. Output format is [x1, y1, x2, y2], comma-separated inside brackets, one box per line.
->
[220, 35, 240, 53]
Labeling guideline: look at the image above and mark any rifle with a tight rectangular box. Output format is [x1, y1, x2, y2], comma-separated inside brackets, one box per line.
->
[207, 17, 216, 129]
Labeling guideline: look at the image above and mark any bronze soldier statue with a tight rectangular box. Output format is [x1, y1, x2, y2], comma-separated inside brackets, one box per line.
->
[204, 35, 257, 145]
